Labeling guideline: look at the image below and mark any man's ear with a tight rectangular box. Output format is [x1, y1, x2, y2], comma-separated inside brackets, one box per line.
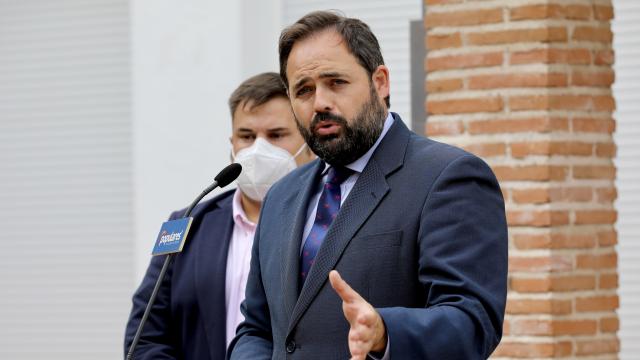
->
[371, 65, 390, 101]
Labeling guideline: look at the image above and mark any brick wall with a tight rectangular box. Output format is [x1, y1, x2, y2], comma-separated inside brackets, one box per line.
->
[424, 0, 619, 358]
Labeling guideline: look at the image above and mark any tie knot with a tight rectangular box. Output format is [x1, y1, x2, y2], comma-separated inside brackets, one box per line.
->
[327, 166, 353, 185]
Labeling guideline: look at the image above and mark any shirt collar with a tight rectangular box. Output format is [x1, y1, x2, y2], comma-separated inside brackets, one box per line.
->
[232, 189, 257, 229]
[322, 112, 395, 175]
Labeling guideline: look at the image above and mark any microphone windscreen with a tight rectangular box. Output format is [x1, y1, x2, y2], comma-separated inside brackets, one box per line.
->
[215, 163, 242, 188]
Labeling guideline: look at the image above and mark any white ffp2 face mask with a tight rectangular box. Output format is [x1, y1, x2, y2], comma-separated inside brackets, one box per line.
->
[232, 137, 307, 202]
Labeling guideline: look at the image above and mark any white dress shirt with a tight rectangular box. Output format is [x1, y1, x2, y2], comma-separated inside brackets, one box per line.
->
[225, 189, 257, 348]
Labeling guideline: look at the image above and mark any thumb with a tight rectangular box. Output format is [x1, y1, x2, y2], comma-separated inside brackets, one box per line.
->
[329, 270, 359, 304]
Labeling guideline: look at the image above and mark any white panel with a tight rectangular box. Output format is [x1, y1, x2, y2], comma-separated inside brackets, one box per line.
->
[241, 0, 282, 76]
[281, 0, 423, 129]
[0, 0, 133, 358]
[130, 0, 243, 281]
[612, 0, 640, 358]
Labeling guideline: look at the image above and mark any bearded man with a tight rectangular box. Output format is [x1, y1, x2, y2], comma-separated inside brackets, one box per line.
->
[228, 11, 508, 360]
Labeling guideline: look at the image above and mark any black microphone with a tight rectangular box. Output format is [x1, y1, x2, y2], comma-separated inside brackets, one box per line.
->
[126, 163, 242, 360]
[183, 163, 242, 217]
[215, 162, 243, 187]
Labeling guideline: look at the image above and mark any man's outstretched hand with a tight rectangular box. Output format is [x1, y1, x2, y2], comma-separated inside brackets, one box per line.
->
[329, 270, 387, 360]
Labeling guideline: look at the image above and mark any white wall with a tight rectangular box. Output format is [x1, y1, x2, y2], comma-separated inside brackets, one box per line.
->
[0, 1, 133, 358]
[612, 0, 640, 357]
[131, 0, 282, 281]
[241, 0, 282, 78]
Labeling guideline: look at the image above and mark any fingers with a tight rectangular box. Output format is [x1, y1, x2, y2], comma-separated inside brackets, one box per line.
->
[330, 270, 386, 358]
[348, 320, 377, 359]
[347, 308, 387, 357]
[329, 270, 360, 304]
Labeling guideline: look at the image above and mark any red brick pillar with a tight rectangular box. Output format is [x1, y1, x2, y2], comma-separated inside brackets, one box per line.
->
[424, 1, 619, 358]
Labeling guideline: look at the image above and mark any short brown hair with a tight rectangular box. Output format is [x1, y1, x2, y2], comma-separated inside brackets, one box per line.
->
[279, 10, 390, 107]
[228, 72, 288, 118]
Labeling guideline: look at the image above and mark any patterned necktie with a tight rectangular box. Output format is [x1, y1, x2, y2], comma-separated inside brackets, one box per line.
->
[299, 166, 353, 285]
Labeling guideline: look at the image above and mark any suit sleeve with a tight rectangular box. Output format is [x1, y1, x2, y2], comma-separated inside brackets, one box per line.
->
[227, 196, 273, 360]
[124, 213, 181, 359]
[377, 154, 508, 359]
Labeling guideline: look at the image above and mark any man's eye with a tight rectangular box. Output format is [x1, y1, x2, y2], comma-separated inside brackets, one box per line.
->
[240, 134, 255, 140]
[332, 79, 347, 85]
[296, 87, 312, 96]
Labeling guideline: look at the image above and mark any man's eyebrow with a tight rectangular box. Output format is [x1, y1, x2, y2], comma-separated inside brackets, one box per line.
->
[267, 127, 290, 133]
[292, 72, 347, 92]
[318, 71, 345, 79]
[236, 128, 255, 133]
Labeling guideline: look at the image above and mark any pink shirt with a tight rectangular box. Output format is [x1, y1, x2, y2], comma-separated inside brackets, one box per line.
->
[225, 189, 257, 347]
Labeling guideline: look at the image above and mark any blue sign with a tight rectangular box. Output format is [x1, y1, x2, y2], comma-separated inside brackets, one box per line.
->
[152, 217, 193, 256]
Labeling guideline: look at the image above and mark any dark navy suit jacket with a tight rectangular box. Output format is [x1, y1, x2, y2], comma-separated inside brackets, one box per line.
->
[229, 114, 508, 359]
[125, 190, 235, 360]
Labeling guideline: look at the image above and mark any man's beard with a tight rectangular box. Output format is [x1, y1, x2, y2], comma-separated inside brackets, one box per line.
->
[295, 85, 386, 167]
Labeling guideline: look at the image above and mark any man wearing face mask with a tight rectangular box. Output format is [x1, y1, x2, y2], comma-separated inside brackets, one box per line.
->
[124, 72, 315, 360]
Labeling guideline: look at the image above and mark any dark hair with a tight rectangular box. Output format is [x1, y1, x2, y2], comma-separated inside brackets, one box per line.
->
[228, 72, 288, 118]
[279, 10, 390, 108]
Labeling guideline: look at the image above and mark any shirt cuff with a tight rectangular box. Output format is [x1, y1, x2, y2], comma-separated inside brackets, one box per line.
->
[368, 335, 390, 360]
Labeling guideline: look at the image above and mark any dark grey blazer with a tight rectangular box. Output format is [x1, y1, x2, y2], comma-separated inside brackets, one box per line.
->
[228, 114, 508, 359]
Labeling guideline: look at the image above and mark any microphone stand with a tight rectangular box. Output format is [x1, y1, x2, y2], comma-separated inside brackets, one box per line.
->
[126, 251, 174, 360]
[126, 164, 241, 360]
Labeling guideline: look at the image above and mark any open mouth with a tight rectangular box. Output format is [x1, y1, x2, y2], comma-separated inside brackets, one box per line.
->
[314, 120, 341, 136]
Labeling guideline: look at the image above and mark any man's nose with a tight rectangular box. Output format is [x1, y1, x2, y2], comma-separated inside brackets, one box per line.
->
[313, 87, 333, 113]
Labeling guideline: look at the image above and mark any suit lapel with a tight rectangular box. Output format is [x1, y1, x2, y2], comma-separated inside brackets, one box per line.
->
[281, 160, 325, 321]
[287, 114, 411, 334]
[193, 196, 234, 359]
[288, 159, 389, 333]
